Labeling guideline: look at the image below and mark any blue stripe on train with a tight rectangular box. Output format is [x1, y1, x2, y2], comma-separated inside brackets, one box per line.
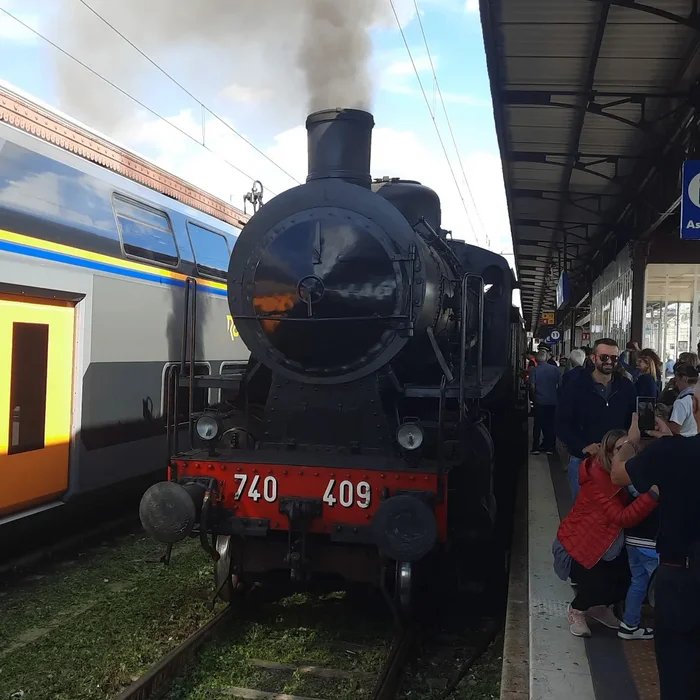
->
[0, 239, 228, 297]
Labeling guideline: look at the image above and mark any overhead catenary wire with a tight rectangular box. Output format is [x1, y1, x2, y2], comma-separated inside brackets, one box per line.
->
[388, 0, 483, 248]
[0, 5, 279, 198]
[411, 0, 490, 249]
[75, 0, 301, 187]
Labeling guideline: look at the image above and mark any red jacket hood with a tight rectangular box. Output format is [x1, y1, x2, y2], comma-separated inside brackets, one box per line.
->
[578, 456, 621, 499]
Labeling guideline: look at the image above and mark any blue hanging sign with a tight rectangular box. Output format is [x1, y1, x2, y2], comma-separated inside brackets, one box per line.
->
[556, 272, 570, 309]
[680, 161, 700, 239]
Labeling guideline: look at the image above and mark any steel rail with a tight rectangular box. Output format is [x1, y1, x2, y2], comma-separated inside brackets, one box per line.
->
[113, 605, 233, 700]
[370, 627, 416, 700]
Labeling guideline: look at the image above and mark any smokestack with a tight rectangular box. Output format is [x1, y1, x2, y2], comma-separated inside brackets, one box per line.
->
[306, 108, 374, 189]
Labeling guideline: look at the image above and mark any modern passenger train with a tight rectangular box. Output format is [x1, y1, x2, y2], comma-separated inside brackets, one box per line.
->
[0, 112, 249, 555]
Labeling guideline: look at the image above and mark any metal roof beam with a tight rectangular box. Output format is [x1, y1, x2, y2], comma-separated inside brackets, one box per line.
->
[587, 0, 700, 30]
[512, 150, 649, 161]
[503, 90, 685, 103]
[512, 155, 619, 184]
[535, 0, 611, 331]
[506, 94, 653, 134]
[512, 190, 606, 220]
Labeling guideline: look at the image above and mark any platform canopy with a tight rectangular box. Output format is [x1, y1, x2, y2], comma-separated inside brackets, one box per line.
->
[481, 0, 700, 331]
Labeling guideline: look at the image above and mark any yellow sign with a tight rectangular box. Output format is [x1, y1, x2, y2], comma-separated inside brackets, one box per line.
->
[541, 312, 555, 325]
[226, 315, 240, 341]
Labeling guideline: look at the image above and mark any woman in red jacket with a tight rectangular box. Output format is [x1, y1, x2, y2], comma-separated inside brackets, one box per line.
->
[553, 429, 659, 637]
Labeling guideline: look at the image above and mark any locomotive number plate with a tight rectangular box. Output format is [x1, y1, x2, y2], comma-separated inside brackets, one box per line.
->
[232, 475, 372, 509]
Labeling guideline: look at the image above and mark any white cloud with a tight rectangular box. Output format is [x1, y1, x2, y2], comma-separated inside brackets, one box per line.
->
[384, 54, 436, 77]
[465, 0, 479, 12]
[220, 84, 275, 105]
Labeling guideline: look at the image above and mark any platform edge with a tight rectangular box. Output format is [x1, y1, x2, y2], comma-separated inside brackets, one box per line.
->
[500, 463, 529, 700]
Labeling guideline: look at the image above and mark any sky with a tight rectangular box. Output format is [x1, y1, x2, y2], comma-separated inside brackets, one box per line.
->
[0, 0, 516, 279]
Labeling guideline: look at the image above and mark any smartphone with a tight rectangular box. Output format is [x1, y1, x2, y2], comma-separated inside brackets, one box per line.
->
[636, 396, 657, 432]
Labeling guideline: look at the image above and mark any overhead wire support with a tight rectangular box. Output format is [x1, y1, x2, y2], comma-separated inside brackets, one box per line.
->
[388, 0, 483, 248]
[411, 0, 490, 249]
[0, 6, 280, 198]
[76, 0, 301, 187]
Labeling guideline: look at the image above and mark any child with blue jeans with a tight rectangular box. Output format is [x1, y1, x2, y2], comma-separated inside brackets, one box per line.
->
[619, 485, 659, 640]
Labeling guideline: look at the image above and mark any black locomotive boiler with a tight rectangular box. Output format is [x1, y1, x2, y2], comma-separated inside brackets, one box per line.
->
[140, 108, 527, 614]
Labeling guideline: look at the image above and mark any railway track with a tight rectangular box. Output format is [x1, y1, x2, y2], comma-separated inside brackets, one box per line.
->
[112, 585, 501, 700]
[114, 598, 414, 700]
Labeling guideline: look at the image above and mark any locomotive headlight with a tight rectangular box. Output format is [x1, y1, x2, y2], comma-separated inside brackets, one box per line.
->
[396, 423, 424, 451]
[196, 415, 220, 441]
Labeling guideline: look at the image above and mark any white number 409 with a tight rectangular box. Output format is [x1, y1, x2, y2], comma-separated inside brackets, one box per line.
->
[323, 479, 371, 509]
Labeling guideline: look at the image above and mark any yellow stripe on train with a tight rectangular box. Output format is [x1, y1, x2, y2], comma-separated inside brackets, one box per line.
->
[0, 228, 227, 293]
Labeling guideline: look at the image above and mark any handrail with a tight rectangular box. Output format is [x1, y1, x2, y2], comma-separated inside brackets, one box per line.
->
[459, 274, 485, 423]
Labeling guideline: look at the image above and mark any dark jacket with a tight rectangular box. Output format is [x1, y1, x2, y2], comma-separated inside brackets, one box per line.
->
[561, 365, 584, 391]
[635, 372, 659, 398]
[556, 369, 637, 458]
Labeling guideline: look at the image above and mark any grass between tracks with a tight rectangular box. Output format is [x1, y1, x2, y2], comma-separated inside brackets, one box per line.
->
[163, 590, 391, 700]
[0, 531, 504, 700]
[400, 631, 504, 700]
[0, 534, 224, 700]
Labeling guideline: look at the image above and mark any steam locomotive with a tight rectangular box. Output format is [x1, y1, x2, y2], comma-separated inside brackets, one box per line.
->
[140, 108, 527, 614]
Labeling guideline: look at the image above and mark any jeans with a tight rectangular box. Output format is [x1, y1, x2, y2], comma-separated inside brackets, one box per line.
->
[622, 545, 659, 627]
[654, 565, 700, 699]
[568, 455, 583, 499]
[532, 403, 556, 451]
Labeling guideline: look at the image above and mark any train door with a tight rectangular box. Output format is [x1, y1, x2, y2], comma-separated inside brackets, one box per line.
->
[0, 295, 75, 517]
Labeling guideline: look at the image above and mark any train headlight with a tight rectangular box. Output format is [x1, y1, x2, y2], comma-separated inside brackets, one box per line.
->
[396, 423, 424, 451]
[196, 415, 220, 441]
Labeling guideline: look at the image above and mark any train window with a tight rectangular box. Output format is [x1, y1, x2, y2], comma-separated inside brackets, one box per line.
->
[187, 223, 231, 279]
[113, 195, 179, 266]
[8, 322, 49, 454]
[162, 362, 211, 426]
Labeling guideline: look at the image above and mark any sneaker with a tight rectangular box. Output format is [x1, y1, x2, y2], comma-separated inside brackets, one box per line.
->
[530, 448, 540, 455]
[618, 622, 654, 640]
[546, 449, 555, 455]
[586, 604, 620, 629]
[567, 605, 591, 637]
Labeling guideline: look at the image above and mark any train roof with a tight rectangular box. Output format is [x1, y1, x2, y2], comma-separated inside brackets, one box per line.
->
[0, 81, 249, 230]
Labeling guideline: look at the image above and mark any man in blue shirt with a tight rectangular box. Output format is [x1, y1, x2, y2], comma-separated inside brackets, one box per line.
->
[529, 349, 560, 455]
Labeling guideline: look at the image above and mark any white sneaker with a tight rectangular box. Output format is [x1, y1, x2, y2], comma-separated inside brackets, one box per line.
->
[567, 605, 591, 637]
[618, 622, 654, 640]
[586, 604, 620, 629]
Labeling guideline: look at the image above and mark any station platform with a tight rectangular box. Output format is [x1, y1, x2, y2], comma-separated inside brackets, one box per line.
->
[500, 440, 660, 700]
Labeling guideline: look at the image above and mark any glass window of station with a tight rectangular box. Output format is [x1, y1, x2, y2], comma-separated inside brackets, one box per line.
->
[643, 264, 700, 361]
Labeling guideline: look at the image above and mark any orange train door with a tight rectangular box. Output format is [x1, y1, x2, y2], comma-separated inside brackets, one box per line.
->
[0, 295, 75, 517]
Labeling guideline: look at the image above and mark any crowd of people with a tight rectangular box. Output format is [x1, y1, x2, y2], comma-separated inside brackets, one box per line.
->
[525, 338, 700, 699]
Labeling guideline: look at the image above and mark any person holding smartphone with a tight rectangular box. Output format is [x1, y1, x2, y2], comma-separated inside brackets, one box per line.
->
[557, 338, 637, 497]
[612, 408, 700, 700]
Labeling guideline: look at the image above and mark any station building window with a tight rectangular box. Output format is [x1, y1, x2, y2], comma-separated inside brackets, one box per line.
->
[643, 264, 700, 361]
[113, 195, 179, 266]
[590, 248, 633, 346]
[187, 222, 231, 279]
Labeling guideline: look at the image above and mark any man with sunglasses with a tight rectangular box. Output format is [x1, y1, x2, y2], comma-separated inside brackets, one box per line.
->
[557, 338, 637, 497]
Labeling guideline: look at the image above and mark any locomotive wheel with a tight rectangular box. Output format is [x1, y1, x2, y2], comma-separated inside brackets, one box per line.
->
[214, 535, 244, 602]
[394, 561, 413, 615]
